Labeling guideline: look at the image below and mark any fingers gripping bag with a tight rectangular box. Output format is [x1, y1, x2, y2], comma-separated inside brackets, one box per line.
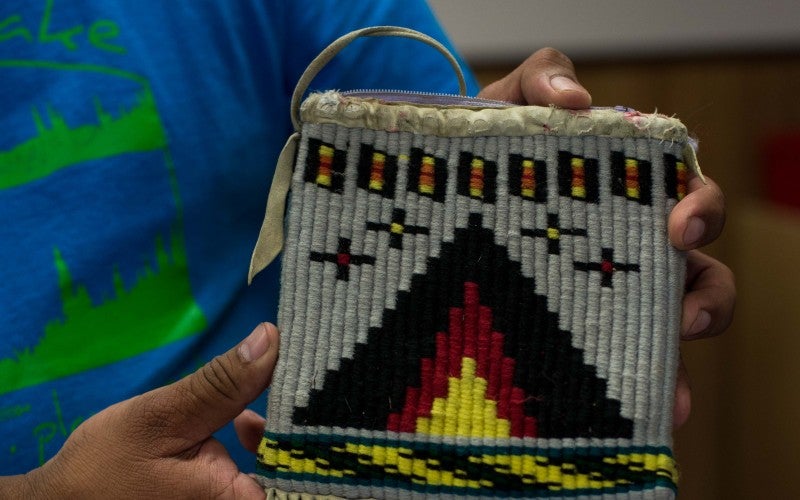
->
[249, 26, 700, 500]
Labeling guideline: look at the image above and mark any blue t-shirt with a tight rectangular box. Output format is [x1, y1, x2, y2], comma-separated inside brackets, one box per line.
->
[0, 0, 478, 474]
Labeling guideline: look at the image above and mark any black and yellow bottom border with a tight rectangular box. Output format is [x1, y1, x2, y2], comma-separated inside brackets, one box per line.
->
[256, 433, 677, 497]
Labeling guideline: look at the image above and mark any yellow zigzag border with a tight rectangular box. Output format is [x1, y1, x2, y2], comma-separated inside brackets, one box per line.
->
[258, 437, 678, 493]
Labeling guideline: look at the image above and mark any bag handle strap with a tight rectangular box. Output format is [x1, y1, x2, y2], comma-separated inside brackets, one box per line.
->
[290, 25, 468, 131]
[250, 26, 467, 283]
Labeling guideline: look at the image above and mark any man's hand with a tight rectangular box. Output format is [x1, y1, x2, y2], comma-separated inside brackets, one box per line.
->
[9, 323, 279, 499]
[668, 176, 735, 427]
[477, 47, 593, 108]
[478, 47, 736, 429]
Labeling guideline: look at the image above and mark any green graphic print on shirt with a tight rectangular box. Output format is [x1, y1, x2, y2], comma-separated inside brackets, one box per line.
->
[0, 60, 207, 396]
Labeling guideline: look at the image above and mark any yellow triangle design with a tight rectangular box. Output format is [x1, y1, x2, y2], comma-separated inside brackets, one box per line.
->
[415, 357, 511, 438]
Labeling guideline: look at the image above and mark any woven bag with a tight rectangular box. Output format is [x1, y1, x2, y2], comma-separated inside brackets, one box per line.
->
[249, 26, 700, 499]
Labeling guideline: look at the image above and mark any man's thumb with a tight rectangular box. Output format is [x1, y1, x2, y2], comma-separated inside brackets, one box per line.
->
[145, 323, 279, 448]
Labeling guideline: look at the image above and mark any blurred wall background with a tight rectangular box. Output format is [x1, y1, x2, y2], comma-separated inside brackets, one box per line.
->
[430, 1, 800, 498]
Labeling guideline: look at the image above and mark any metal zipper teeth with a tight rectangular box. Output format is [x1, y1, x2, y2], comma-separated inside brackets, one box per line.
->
[340, 89, 512, 108]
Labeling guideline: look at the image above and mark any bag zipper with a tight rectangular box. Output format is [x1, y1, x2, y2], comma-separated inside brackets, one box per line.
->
[340, 89, 512, 108]
[341, 90, 641, 114]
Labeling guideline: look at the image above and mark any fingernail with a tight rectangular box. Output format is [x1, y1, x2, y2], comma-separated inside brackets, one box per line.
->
[687, 310, 711, 337]
[238, 324, 271, 363]
[550, 75, 583, 93]
[683, 217, 705, 247]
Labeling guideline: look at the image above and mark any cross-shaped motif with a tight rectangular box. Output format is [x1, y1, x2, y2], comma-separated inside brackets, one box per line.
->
[309, 237, 375, 281]
[573, 248, 640, 287]
[521, 213, 588, 254]
[365, 208, 429, 249]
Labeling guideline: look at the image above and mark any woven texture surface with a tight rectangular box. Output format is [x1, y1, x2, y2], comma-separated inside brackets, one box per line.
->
[256, 99, 688, 499]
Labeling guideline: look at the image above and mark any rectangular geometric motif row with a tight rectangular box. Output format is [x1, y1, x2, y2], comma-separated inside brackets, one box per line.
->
[305, 137, 689, 205]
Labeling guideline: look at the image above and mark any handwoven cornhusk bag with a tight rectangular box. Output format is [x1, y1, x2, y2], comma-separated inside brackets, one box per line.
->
[249, 26, 700, 500]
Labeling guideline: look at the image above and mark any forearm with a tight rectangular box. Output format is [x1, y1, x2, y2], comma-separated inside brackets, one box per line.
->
[0, 472, 39, 498]
[0, 464, 66, 499]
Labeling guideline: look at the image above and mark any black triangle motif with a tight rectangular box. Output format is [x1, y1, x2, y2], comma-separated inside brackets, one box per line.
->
[293, 214, 633, 439]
